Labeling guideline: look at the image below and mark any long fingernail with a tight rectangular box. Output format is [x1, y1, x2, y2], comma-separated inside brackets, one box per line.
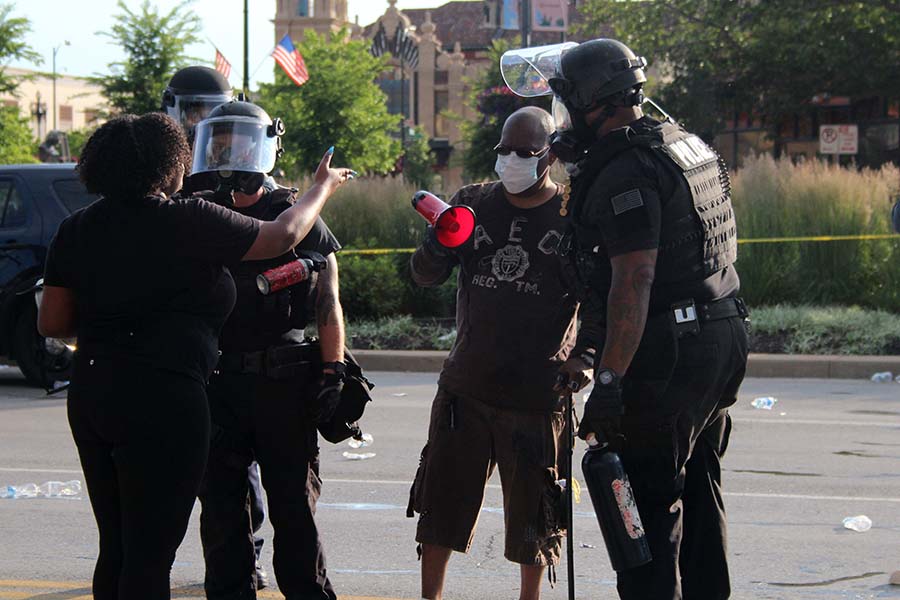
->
[327, 146, 334, 155]
[349, 170, 359, 177]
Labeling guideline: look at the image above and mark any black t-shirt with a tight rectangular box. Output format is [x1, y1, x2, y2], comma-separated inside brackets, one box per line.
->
[218, 191, 341, 352]
[576, 117, 740, 315]
[44, 194, 260, 382]
[420, 182, 578, 413]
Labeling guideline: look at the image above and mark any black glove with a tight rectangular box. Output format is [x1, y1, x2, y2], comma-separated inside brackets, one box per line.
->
[577, 382, 625, 451]
[312, 371, 344, 424]
[422, 224, 455, 259]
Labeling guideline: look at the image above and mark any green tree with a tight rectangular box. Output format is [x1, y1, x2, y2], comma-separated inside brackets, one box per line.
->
[576, 0, 900, 141]
[95, 0, 202, 115]
[256, 30, 400, 178]
[460, 38, 550, 181]
[0, 106, 36, 163]
[0, 3, 40, 95]
[402, 126, 435, 189]
[65, 127, 96, 160]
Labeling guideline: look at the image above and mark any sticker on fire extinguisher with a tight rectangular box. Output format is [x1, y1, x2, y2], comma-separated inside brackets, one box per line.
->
[612, 478, 646, 540]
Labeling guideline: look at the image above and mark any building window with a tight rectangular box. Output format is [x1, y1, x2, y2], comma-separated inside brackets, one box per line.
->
[84, 109, 99, 125]
[434, 90, 449, 138]
[297, 0, 312, 17]
[3, 100, 17, 108]
[434, 70, 449, 86]
[59, 105, 73, 123]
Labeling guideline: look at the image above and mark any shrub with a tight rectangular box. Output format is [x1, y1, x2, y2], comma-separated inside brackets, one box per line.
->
[287, 175, 424, 250]
[336, 254, 405, 319]
[749, 305, 900, 355]
[732, 156, 900, 311]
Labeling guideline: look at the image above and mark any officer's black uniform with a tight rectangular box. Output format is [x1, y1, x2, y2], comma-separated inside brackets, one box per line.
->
[566, 114, 749, 599]
[197, 187, 341, 600]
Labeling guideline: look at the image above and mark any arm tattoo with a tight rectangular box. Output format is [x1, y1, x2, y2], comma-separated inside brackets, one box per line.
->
[316, 290, 338, 329]
[601, 253, 657, 374]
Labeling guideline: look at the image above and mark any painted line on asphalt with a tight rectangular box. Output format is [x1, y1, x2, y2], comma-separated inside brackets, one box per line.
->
[323, 478, 900, 504]
[2, 472, 897, 505]
[737, 417, 900, 428]
[0, 582, 411, 600]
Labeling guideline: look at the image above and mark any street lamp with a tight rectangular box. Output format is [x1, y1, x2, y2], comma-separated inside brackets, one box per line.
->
[52, 41, 70, 131]
[31, 91, 47, 140]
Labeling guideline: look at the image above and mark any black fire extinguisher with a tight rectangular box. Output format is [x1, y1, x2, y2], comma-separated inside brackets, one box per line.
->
[581, 434, 652, 572]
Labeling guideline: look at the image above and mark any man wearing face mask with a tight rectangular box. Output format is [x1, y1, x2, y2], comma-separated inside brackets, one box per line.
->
[547, 39, 749, 600]
[407, 106, 579, 600]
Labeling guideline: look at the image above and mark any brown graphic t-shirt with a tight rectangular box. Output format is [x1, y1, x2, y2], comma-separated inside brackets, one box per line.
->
[411, 182, 578, 412]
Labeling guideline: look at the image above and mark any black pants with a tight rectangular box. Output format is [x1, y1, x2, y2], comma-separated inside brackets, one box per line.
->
[613, 316, 748, 600]
[247, 462, 266, 561]
[67, 354, 210, 600]
[199, 370, 335, 600]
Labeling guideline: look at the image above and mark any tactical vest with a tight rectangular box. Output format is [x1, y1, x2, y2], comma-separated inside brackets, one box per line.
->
[568, 119, 737, 297]
[228, 187, 318, 337]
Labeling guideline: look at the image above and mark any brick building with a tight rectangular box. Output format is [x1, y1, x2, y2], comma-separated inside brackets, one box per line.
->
[274, 0, 581, 190]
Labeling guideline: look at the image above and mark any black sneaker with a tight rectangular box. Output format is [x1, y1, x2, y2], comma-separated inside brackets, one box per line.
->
[255, 561, 270, 590]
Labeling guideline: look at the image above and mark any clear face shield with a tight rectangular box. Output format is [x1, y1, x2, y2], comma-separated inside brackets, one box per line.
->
[166, 93, 233, 133]
[499, 42, 578, 98]
[552, 96, 573, 132]
[191, 116, 279, 176]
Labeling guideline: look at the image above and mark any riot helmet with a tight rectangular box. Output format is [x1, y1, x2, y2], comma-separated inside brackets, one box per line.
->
[191, 100, 285, 197]
[161, 66, 233, 134]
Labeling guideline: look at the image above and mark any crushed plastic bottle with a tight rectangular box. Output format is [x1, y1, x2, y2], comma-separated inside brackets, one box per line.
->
[751, 397, 777, 410]
[1, 480, 81, 499]
[342, 452, 376, 461]
[842, 515, 872, 532]
[871, 372, 894, 383]
[347, 433, 374, 449]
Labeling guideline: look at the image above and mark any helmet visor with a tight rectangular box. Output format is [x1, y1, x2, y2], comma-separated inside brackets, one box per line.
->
[500, 42, 578, 97]
[552, 96, 573, 132]
[166, 93, 233, 133]
[191, 116, 278, 175]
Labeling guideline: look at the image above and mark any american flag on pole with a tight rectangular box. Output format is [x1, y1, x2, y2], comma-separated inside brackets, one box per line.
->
[272, 34, 309, 87]
[214, 48, 232, 79]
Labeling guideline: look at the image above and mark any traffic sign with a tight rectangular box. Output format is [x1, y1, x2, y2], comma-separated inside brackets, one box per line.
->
[819, 124, 858, 155]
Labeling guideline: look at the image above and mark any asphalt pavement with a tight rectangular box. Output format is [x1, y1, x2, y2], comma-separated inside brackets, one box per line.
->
[1, 366, 900, 599]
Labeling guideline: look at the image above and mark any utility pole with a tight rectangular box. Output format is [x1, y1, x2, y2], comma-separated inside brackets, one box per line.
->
[51, 41, 69, 131]
[243, 0, 250, 95]
[520, 0, 531, 47]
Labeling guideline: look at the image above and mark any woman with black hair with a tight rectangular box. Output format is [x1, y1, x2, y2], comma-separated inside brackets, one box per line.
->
[37, 112, 353, 600]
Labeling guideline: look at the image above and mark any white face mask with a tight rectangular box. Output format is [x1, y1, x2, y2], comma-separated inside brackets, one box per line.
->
[494, 152, 547, 195]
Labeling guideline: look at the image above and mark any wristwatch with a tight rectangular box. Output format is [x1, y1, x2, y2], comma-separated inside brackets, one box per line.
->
[595, 367, 620, 388]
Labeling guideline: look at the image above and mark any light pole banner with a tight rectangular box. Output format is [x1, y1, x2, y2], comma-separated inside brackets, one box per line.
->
[532, 0, 568, 32]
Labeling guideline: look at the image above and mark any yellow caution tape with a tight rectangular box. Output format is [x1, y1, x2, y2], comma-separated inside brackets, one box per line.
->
[738, 233, 900, 244]
[572, 477, 582, 504]
[340, 248, 416, 256]
[337, 234, 900, 256]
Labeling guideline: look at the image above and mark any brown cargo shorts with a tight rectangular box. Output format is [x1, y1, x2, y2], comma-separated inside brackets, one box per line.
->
[407, 387, 568, 566]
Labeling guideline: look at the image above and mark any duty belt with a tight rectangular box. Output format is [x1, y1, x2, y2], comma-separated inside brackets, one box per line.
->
[217, 343, 315, 379]
[671, 297, 748, 338]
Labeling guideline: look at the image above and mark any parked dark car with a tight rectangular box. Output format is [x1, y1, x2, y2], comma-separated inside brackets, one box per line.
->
[0, 163, 98, 387]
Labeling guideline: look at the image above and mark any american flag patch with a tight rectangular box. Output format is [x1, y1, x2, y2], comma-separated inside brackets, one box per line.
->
[611, 189, 644, 215]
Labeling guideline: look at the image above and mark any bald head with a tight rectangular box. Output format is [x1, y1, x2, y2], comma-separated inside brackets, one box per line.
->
[500, 106, 554, 152]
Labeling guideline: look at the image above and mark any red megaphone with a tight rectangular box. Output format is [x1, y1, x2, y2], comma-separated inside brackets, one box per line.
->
[412, 191, 476, 249]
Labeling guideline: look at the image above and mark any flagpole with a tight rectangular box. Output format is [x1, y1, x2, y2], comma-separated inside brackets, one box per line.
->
[400, 50, 406, 153]
[243, 0, 250, 94]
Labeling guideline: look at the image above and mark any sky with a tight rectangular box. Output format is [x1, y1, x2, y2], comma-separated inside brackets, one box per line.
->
[10, 0, 455, 88]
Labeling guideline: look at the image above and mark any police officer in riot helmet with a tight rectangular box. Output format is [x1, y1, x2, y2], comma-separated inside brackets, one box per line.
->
[551, 39, 750, 599]
[161, 68, 272, 589]
[193, 100, 346, 600]
[162, 65, 233, 136]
